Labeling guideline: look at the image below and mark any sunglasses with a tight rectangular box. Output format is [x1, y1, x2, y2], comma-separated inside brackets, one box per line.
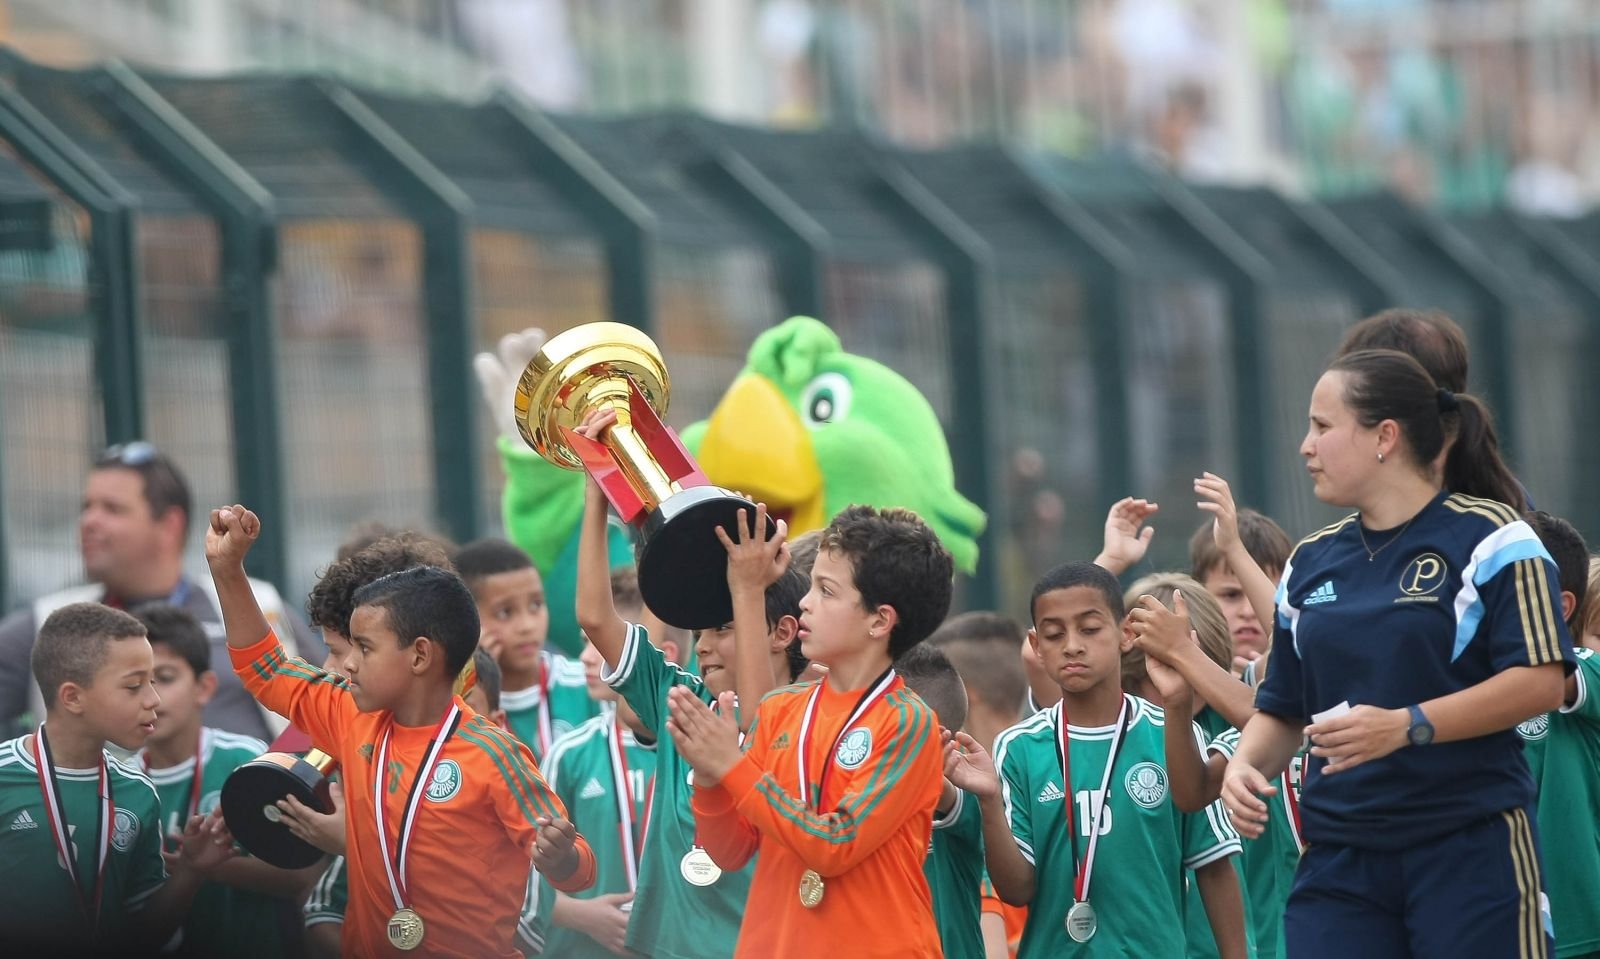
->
[97, 441, 160, 467]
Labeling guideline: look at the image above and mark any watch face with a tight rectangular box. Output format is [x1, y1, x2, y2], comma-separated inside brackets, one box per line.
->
[1410, 724, 1434, 746]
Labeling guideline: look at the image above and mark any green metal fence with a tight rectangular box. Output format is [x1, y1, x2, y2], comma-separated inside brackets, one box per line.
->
[2, 49, 1598, 622]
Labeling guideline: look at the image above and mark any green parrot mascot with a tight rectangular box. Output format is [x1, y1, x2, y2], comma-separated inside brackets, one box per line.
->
[475, 316, 987, 657]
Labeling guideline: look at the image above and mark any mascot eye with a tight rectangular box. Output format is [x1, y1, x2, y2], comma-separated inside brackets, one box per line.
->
[800, 373, 852, 427]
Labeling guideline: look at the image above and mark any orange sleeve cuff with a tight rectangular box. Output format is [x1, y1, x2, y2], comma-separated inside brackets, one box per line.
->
[691, 781, 738, 817]
[981, 894, 1005, 917]
[550, 836, 598, 893]
[715, 752, 764, 803]
[228, 631, 282, 672]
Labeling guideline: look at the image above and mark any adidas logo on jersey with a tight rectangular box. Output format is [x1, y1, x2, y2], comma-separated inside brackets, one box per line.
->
[1037, 781, 1066, 804]
[580, 778, 607, 800]
[1304, 581, 1338, 605]
[10, 810, 38, 831]
[771, 733, 791, 750]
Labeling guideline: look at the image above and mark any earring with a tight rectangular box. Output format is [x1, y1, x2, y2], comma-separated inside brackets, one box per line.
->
[1377, 452, 1385, 463]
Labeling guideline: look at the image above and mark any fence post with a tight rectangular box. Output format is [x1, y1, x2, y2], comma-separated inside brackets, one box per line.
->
[493, 91, 657, 334]
[95, 62, 290, 590]
[0, 86, 143, 444]
[1001, 147, 1140, 512]
[314, 78, 483, 545]
[868, 143, 1000, 609]
[1513, 216, 1600, 538]
[1141, 167, 1277, 515]
[683, 118, 828, 318]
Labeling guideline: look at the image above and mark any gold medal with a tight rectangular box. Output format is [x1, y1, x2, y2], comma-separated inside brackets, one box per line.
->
[387, 907, 425, 951]
[680, 848, 722, 887]
[798, 868, 825, 908]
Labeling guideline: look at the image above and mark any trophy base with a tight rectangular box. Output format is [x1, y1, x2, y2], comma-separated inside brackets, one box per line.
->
[638, 486, 778, 630]
[220, 752, 333, 868]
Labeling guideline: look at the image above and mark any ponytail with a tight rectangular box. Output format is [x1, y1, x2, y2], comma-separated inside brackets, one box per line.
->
[1443, 394, 1526, 510]
[1330, 349, 1525, 510]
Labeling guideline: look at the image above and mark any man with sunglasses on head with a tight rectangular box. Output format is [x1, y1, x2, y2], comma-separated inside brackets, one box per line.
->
[0, 442, 320, 741]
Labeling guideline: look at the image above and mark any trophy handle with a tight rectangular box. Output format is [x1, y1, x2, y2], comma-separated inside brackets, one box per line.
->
[627, 378, 709, 490]
[565, 426, 650, 524]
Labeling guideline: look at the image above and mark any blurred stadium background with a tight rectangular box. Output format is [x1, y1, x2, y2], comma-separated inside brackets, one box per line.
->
[0, 0, 1596, 619]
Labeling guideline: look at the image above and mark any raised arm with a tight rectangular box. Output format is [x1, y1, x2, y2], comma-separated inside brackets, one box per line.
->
[573, 410, 629, 667]
[205, 506, 272, 650]
[720, 503, 791, 733]
[1195, 473, 1278, 641]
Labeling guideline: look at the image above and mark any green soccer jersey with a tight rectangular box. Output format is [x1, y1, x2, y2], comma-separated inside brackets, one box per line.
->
[0, 733, 167, 948]
[1180, 703, 1259, 959]
[1520, 646, 1600, 958]
[926, 786, 986, 959]
[604, 622, 753, 959]
[504, 650, 602, 761]
[139, 727, 286, 959]
[1207, 727, 1302, 959]
[538, 711, 657, 959]
[994, 695, 1242, 959]
[304, 854, 348, 930]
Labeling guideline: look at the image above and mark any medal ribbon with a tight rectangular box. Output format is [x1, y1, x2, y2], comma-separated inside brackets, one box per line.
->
[34, 725, 112, 924]
[1055, 697, 1130, 903]
[1281, 760, 1304, 852]
[536, 654, 554, 756]
[142, 730, 204, 852]
[373, 703, 462, 911]
[797, 669, 896, 810]
[607, 715, 642, 892]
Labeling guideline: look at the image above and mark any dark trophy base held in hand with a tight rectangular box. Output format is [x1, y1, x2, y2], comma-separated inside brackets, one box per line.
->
[515, 321, 774, 630]
[219, 748, 336, 869]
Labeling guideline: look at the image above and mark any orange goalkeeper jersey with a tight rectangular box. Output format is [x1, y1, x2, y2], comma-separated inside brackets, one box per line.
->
[231, 632, 595, 958]
[692, 673, 943, 958]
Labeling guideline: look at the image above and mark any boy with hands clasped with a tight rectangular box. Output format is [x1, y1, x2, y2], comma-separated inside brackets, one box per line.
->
[206, 505, 594, 957]
[668, 505, 951, 958]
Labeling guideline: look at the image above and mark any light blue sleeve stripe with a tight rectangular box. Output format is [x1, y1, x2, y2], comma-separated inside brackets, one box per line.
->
[1453, 541, 1553, 662]
[1473, 539, 1550, 587]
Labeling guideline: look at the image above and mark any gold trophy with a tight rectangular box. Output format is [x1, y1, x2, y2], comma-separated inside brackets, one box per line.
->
[219, 748, 337, 869]
[516, 321, 773, 629]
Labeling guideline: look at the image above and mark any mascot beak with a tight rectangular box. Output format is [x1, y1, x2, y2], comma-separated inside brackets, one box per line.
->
[697, 374, 826, 531]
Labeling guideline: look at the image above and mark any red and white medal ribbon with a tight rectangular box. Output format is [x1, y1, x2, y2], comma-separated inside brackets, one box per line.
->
[796, 669, 896, 809]
[1056, 697, 1130, 904]
[373, 703, 462, 914]
[34, 724, 112, 923]
[607, 715, 642, 892]
[536, 654, 554, 756]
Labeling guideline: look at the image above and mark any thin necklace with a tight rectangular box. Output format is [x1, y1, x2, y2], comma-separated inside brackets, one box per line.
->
[1358, 513, 1417, 561]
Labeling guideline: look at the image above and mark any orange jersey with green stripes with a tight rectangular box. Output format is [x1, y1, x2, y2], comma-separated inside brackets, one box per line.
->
[230, 633, 595, 958]
[692, 675, 943, 958]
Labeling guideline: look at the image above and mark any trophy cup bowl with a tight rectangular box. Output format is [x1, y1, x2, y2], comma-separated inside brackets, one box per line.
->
[515, 322, 775, 630]
[220, 749, 336, 869]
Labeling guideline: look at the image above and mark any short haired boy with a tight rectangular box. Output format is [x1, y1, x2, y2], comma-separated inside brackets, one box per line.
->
[573, 409, 812, 959]
[669, 505, 953, 958]
[947, 562, 1247, 959]
[899, 643, 986, 959]
[296, 534, 457, 959]
[456, 538, 598, 760]
[0, 603, 233, 952]
[207, 506, 595, 958]
[134, 604, 321, 958]
[1516, 512, 1599, 959]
